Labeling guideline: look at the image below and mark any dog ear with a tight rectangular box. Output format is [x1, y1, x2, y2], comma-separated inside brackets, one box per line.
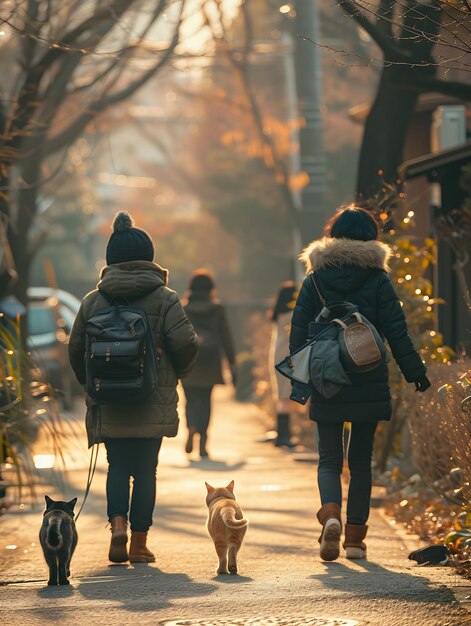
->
[226, 480, 235, 492]
[68, 497, 78, 511]
[45, 495, 53, 508]
[205, 482, 214, 492]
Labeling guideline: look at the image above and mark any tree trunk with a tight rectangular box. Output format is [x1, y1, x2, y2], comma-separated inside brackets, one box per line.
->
[354, 2, 441, 200]
[356, 66, 421, 200]
[10, 154, 41, 306]
[0, 103, 15, 299]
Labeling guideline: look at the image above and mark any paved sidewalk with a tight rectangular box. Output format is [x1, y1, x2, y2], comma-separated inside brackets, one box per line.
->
[0, 388, 469, 626]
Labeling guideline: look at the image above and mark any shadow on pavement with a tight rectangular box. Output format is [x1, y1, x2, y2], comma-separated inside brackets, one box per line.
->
[243, 506, 313, 517]
[247, 521, 314, 539]
[252, 542, 305, 555]
[186, 458, 246, 472]
[153, 501, 207, 539]
[37, 584, 75, 598]
[311, 560, 457, 604]
[75, 565, 217, 611]
[212, 574, 254, 583]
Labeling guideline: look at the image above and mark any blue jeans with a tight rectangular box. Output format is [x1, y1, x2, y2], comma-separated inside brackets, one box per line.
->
[317, 421, 377, 525]
[105, 438, 162, 532]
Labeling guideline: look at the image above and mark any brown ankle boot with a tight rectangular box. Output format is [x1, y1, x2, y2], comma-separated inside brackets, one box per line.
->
[108, 515, 129, 563]
[317, 503, 342, 562]
[129, 531, 155, 563]
[344, 524, 368, 559]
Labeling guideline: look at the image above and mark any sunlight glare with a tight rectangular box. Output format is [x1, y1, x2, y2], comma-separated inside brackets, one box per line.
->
[33, 454, 55, 469]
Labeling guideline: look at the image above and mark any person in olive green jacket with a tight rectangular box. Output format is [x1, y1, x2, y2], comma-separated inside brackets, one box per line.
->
[68, 211, 197, 565]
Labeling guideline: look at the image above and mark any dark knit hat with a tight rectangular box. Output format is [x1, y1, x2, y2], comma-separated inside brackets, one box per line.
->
[106, 211, 154, 265]
[189, 269, 215, 293]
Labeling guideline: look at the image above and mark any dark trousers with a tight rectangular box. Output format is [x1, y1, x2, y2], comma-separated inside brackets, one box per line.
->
[184, 385, 214, 435]
[104, 438, 162, 532]
[317, 421, 377, 525]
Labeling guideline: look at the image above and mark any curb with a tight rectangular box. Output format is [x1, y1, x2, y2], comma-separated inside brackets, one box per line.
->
[377, 505, 471, 616]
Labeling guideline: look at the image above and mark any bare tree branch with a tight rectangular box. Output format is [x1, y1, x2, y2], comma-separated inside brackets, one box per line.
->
[0, 0, 187, 301]
[339, 0, 409, 60]
[206, 0, 298, 221]
[377, 0, 394, 37]
[43, 5, 184, 156]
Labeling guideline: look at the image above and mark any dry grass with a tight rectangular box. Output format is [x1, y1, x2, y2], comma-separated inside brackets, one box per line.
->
[408, 358, 471, 507]
[383, 358, 471, 579]
[1, 318, 72, 506]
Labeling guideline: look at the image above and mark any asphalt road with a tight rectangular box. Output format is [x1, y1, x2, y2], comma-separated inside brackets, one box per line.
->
[0, 388, 469, 626]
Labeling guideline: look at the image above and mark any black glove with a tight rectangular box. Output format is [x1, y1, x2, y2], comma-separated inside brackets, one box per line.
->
[408, 545, 449, 565]
[415, 375, 431, 393]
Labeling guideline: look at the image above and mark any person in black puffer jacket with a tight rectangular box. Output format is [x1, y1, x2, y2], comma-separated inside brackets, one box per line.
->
[289, 205, 431, 562]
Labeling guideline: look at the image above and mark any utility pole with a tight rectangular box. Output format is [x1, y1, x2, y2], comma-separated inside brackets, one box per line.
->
[294, 0, 326, 243]
[278, 29, 304, 281]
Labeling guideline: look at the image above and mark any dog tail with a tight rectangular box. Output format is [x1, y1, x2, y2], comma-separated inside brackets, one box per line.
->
[220, 507, 248, 529]
[46, 518, 63, 548]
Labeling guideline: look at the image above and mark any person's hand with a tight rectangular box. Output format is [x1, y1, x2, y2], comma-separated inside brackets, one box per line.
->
[415, 375, 431, 393]
[230, 364, 238, 389]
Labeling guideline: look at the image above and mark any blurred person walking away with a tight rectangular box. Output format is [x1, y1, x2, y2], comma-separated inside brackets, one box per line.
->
[183, 270, 236, 459]
[289, 205, 431, 562]
[269, 281, 298, 447]
[68, 212, 197, 564]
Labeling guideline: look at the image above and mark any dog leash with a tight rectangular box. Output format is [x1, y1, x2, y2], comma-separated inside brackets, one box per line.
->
[74, 442, 99, 522]
[74, 405, 101, 522]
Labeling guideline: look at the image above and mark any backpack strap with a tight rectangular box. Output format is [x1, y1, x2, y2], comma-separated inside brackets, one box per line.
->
[311, 273, 326, 306]
[311, 273, 359, 322]
[311, 270, 376, 308]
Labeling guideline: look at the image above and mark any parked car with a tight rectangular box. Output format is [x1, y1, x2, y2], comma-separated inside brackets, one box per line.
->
[27, 287, 80, 324]
[27, 295, 76, 410]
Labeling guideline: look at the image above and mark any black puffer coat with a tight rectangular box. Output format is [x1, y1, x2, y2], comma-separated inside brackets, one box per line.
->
[289, 237, 426, 423]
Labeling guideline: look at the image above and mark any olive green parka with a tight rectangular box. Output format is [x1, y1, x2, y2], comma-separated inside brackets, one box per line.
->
[68, 261, 198, 446]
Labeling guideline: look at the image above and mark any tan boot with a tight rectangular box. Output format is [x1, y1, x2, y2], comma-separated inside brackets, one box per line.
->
[129, 531, 155, 563]
[317, 503, 342, 562]
[108, 515, 129, 563]
[344, 524, 368, 559]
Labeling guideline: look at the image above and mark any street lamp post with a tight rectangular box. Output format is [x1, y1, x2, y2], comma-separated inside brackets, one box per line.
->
[294, 0, 326, 243]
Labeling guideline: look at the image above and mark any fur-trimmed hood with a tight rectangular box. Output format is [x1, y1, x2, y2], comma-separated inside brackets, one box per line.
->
[300, 237, 392, 273]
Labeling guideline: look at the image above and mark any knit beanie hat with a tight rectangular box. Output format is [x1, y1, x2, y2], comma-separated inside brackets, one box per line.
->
[106, 211, 154, 265]
[189, 270, 215, 293]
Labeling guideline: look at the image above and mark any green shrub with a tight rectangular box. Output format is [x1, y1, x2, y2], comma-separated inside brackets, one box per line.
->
[1, 315, 66, 502]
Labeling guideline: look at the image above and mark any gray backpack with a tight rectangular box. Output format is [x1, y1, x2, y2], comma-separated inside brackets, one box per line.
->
[311, 274, 386, 375]
[275, 275, 386, 401]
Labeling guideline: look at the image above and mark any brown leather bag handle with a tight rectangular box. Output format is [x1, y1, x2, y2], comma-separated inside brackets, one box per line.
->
[332, 318, 348, 329]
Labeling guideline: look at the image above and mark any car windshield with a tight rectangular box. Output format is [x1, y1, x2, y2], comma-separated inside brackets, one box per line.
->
[28, 306, 56, 336]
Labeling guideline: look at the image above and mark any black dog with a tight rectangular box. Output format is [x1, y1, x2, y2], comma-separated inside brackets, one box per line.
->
[39, 496, 78, 585]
